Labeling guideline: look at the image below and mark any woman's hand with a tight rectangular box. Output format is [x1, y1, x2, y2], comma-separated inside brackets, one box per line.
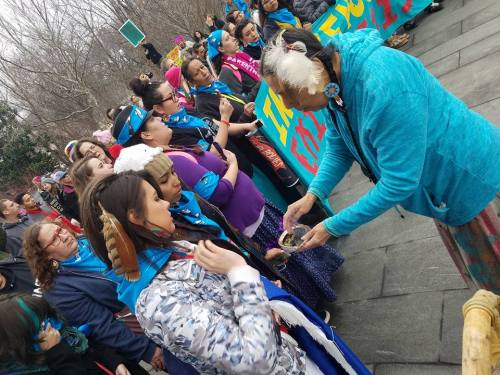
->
[299, 221, 331, 251]
[283, 193, 317, 231]
[264, 248, 285, 262]
[223, 149, 238, 166]
[39, 323, 61, 351]
[219, 97, 234, 121]
[243, 102, 255, 117]
[303, 22, 312, 32]
[115, 364, 131, 375]
[0, 273, 6, 290]
[194, 240, 247, 274]
[244, 120, 259, 133]
[149, 346, 165, 370]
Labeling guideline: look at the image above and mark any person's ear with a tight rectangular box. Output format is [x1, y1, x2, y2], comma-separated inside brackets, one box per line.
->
[127, 209, 142, 226]
[140, 130, 152, 141]
[152, 103, 164, 114]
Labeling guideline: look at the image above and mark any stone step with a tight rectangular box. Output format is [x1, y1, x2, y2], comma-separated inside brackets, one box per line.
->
[413, 0, 497, 45]
[375, 364, 461, 375]
[419, 17, 500, 66]
[439, 49, 500, 107]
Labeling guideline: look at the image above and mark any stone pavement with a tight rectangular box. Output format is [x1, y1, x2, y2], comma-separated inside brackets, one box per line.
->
[326, 0, 500, 374]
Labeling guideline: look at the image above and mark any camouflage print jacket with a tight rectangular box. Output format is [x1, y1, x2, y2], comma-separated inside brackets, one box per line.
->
[136, 259, 306, 374]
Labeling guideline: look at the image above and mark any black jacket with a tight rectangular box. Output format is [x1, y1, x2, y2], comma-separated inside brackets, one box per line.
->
[0, 257, 36, 294]
[46, 339, 149, 375]
[59, 188, 81, 222]
[219, 66, 261, 101]
[293, 0, 335, 23]
[242, 44, 262, 60]
[2, 215, 34, 257]
[194, 91, 253, 124]
[142, 43, 162, 65]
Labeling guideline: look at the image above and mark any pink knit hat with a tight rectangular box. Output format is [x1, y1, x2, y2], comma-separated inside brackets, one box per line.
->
[93, 129, 113, 145]
[174, 35, 185, 45]
[164, 66, 182, 89]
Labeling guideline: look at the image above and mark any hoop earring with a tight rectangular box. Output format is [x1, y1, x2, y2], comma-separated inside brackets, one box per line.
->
[50, 259, 60, 271]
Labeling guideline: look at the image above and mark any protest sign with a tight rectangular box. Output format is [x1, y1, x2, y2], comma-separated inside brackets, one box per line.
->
[165, 46, 183, 66]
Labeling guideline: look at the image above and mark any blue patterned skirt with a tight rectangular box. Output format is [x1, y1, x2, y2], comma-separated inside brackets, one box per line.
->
[252, 202, 344, 308]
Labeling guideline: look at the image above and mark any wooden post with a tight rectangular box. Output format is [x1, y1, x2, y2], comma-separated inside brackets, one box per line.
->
[462, 290, 500, 375]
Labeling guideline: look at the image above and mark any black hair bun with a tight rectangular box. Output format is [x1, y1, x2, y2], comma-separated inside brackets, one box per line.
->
[129, 77, 148, 97]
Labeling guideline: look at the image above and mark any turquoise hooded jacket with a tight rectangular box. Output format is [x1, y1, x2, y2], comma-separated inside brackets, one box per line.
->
[308, 29, 500, 236]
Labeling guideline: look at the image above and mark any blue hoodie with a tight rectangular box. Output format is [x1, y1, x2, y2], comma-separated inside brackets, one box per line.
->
[308, 29, 500, 236]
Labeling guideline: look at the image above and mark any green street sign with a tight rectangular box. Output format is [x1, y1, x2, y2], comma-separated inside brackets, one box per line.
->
[119, 19, 145, 47]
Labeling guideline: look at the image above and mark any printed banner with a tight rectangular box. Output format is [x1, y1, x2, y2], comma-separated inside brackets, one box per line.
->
[255, 81, 330, 204]
[255, 0, 431, 204]
[313, 0, 431, 42]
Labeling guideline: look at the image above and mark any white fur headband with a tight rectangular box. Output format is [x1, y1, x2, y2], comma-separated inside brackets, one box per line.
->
[114, 144, 163, 174]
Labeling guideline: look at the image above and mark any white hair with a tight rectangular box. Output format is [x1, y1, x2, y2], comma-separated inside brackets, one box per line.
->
[261, 31, 323, 94]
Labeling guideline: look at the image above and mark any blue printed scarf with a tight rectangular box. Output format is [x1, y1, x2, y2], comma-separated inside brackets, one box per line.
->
[267, 8, 299, 28]
[61, 238, 107, 273]
[249, 38, 266, 48]
[170, 191, 228, 241]
[191, 80, 234, 95]
[164, 107, 208, 129]
[225, 0, 252, 18]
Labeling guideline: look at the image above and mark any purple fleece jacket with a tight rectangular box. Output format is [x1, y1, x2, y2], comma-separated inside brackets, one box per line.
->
[167, 151, 265, 232]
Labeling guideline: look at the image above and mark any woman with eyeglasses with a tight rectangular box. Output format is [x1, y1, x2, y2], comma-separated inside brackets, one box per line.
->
[22, 222, 199, 374]
[128, 76, 257, 177]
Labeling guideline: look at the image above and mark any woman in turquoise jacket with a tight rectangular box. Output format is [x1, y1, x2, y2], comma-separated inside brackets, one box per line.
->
[260, 28, 500, 293]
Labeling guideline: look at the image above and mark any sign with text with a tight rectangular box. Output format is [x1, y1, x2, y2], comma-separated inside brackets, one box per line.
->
[256, 0, 431, 195]
[165, 46, 183, 67]
[312, 0, 431, 42]
[255, 81, 329, 191]
[119, 19, 145, 48]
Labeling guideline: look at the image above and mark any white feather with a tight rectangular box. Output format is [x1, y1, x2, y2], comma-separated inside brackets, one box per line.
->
[269, 300, 357, 375]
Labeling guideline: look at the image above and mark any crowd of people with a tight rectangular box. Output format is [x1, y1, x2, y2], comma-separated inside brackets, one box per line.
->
[1, 0, 499, 374]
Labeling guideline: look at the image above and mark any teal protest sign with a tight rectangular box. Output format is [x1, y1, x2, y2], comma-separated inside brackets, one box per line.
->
[312, 0, 432, 42]
[119, 19, 145, 48]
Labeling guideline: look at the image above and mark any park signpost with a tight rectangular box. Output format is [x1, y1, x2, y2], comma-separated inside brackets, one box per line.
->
[119, 19, 145, 47]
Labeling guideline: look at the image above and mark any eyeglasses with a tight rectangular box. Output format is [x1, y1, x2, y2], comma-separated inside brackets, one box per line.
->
[160, 91, 178, 103]
[41, 226, 65, 250]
